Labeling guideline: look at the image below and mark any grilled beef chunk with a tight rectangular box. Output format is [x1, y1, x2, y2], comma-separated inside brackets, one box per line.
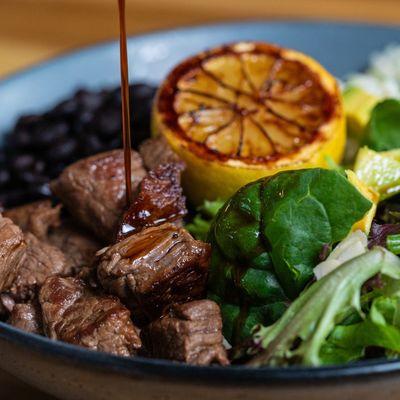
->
[6, 233, 68, 302]
[97, 223, 210, 323]
[4, 200, 62, 241]
[0, 294, 15, 315]
[0, 216, 26, 294]
[48, 221, 101, 274]
[139, 136, 180, 171]
[39, 276, 141, 356]
[118, 162, 187, 239]
[8, 302, 43, 334]
[51, 150, 146, 242]
[142, 300, 229, 365]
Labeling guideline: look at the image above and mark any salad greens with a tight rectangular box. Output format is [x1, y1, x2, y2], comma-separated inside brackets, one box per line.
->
[185, 80, 400, 365]
[387, 234, 400, 255]
[207, 168, 372, 344]
[186, 199, 224, 241]
[248, 247, 400, 367]
[320, 296, 400, 364]
[366, 99, 400, 151]
[313, 230, 368, 280]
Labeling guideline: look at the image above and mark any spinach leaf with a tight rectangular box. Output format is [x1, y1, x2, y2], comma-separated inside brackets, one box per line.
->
[366, 99, 400, 151]
[260, 168, 372, 297]
[209, 168, 372, 343]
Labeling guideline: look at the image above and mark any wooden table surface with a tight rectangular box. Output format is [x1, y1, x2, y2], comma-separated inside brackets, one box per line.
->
[0, 0, 399, 398]
[1, 0, 400, 78]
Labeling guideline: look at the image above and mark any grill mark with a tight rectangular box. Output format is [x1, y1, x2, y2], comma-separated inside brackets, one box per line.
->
[239, 55, 258, 95]
[180, 89, 232, 106]
[248, 115, 277, 154]
[259, 57, 283, 96]
[200, 63, 255, 100]
[237, 116, 244, 157]
[263, 101, 308, 132]
[203, 114, 238, 144]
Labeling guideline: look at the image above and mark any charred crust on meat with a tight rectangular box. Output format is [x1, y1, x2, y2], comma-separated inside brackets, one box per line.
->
[118, 162, 187, 240]
[50, 150, 146, 242]
[97, 223, 210, 324]
[142, 300, 229, 366]
[39, 276, 141, 356]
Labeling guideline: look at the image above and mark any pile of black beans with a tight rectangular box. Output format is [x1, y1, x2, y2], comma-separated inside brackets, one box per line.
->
[0, 83, 157, 208]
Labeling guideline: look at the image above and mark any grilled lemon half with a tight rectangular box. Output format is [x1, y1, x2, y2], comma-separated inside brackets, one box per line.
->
[153, 42, 345, 204]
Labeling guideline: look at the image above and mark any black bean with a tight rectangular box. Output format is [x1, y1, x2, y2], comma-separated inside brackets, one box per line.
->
[34, 121, 69, 146]
[0, 188, 38, 207]
[52, 98, 78, 117]
[80, 134, 104, 155]
[75, 89, 103, 111]
[95, 108, 121, 139]
[51, 163, 67, 178]
[131, 84, 157, 100]
[18, 171, 48, 185]
[10, 154, 35, 171]
[44, 137, 77, 162]
[0, 152, 7, 165]
[33, 160, 46, 174]
[16, 114, 42, 128]
[3, 82, 157, 207]
[0, 169, 10, 187]
[111, 137, 124, 149]
[7, 128, 33, 148]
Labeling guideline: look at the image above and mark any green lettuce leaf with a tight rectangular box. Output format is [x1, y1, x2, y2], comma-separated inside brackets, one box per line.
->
[248, 247, 400, 367]
[186, 199, 224, 241]
[320, 296, 400, 364]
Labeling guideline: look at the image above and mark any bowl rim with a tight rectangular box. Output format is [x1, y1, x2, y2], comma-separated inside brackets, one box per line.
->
[2, 19, 400, 385]
[2, 320, 400, 385]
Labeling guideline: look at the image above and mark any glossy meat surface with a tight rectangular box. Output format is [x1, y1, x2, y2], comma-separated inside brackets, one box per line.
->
[98, 223, 210, 323]
[40, 276, 142, 356]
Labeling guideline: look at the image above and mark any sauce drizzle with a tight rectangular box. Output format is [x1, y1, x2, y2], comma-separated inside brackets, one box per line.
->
[118, 0, 133, 205]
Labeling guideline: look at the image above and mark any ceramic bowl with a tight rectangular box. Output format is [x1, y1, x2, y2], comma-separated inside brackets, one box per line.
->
[1, 21, 400, 400]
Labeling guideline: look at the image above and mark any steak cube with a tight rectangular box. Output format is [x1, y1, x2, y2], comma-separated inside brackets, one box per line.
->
[118, 162, 187, 239]
[51, 150, 146, 242]
[142, 300, 229, 365]
[97, 223, 210, 323]
[4, 200, 62, 241]
[6, 232, 68, 302]
[39, 276, 141, 356]
[47, 221, 101, 274]
[0, 215, 26, 293]
[139, 136, 180, 171]
[8, 302, 43, 335]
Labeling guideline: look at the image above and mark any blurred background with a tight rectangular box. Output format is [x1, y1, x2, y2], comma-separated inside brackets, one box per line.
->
[1, 0, 400, 77]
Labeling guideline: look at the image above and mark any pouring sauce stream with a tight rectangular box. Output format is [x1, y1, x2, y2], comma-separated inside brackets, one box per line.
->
[118, 0, 133, 206]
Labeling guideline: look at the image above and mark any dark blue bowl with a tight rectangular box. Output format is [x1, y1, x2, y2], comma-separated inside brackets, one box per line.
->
[0, 21, 400, 400]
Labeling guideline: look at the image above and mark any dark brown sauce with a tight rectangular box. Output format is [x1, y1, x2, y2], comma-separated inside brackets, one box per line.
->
[118, 0, 133, 206]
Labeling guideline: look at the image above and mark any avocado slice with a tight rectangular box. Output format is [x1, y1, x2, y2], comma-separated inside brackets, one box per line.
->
[343, 87, 379, 136]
